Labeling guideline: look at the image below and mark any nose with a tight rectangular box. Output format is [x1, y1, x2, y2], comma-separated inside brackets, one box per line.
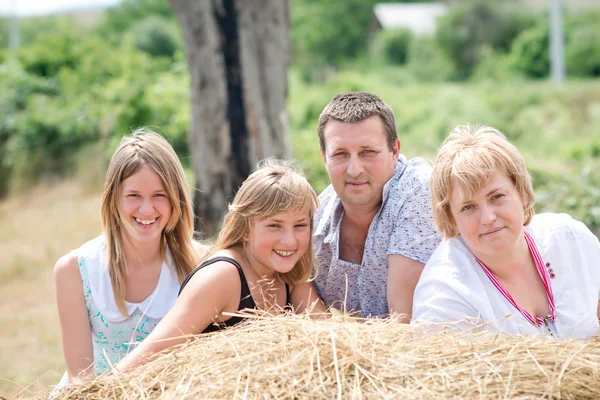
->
[480, 204, 497, 225]
[139, 198, 155, 215]
[280, 227, 296, 246]
[346, 154, 364, 178]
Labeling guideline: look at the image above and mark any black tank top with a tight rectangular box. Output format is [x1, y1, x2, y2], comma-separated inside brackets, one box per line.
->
[179, 256, 291, 333]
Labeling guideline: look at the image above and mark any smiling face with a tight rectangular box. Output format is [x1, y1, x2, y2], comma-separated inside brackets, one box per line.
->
[118, 165, 172, 245]
[322, 115, 400, 210]
[449, 171, 526, 263]
[243, 208, 312, 278]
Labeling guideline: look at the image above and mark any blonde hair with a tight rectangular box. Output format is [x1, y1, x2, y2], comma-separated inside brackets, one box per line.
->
[431, 125, 535, 238]
[209, 159, 319, 285]
[101, 128, 198, 317]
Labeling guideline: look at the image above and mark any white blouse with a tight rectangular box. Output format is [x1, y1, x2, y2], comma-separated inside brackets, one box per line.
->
[412, 213, 600, 340]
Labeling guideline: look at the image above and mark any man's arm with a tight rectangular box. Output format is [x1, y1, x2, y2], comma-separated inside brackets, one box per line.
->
[387, 254, 425, 323]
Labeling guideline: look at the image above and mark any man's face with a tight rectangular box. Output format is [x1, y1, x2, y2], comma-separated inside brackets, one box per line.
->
[322, 115, 400, 210]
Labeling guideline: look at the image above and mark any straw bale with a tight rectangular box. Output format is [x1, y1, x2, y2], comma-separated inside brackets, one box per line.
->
[51, 313, 600, 399]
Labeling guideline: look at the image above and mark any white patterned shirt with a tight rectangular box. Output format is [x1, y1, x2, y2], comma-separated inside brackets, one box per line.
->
[313, 155, 440, 317]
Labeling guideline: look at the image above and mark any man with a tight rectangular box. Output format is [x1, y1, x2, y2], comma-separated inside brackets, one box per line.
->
[313, 92, 440, 320]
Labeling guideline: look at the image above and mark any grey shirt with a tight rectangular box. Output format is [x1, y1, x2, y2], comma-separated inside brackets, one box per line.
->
[313, 155, 440, 317]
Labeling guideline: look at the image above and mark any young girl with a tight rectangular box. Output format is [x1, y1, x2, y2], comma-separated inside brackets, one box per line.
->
[54, 129, 208, 386]
[117, 160, 327, 370]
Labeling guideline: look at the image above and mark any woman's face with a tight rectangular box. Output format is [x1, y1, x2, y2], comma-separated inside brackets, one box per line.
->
[449, 171, 526, 263]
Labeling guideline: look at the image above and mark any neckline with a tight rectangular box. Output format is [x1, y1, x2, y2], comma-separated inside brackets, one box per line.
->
[475, 230, 556, 328]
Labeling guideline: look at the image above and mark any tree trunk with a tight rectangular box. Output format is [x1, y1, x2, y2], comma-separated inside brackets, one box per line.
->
[170, 0, 291, 238]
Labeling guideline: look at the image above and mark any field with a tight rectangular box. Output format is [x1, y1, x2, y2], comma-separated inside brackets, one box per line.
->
[0, 179, 103, 398]
[1, 77, 599, 398]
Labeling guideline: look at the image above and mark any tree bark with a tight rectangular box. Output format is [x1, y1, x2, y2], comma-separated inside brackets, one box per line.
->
[170, 0, 291, 237]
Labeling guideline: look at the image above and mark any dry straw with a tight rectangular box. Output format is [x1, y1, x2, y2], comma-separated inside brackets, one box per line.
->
[51, 312, 600, 399]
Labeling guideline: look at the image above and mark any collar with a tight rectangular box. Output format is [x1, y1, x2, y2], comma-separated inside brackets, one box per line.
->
[83, 237, 180, 322]
[314, 155, 407, 241]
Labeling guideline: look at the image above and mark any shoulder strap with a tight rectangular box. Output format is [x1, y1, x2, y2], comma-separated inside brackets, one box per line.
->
[179, 256, 251, 303]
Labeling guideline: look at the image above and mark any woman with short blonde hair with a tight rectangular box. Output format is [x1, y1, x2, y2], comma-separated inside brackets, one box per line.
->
[412, 125, 600, 340]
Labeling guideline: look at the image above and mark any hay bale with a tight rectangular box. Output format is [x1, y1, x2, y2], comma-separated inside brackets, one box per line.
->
[52, 313, 600, 399]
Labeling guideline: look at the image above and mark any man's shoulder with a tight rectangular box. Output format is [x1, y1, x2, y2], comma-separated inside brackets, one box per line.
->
[396, 156, 432, 186]
[317, 184, 337, 204]
[314, 184, 338, 234]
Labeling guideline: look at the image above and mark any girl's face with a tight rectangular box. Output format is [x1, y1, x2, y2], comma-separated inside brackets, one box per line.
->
[118, 165, 173, 246]
[244, 208, 312, 278]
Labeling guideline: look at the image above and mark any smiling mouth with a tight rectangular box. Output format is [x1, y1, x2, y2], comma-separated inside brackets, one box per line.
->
[134, 217, 158, 226]
[273, 250, 296, 258]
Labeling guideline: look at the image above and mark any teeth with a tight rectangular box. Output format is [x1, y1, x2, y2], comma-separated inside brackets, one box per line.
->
[274, 250, 294, 257]
[135, 217, 156, 225]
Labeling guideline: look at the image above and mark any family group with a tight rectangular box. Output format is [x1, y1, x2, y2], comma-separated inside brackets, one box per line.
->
[54, 92, 600, 388]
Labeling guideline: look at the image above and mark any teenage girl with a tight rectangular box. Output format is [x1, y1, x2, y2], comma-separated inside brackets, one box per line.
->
[117, 160, 327, 370]
[54, 129, 208, 385]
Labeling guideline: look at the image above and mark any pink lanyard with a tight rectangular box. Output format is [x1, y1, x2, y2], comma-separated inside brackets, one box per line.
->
[475, 231, 556, 327]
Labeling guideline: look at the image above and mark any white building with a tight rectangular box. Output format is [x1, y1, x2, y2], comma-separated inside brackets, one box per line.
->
[372, 2, 449, 37]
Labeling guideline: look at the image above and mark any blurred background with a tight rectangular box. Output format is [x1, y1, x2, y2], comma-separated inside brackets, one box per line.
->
[0, 0, 598, 397]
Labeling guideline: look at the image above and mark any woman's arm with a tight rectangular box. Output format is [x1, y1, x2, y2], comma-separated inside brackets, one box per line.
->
[117, 260, 241, 371]
[54, 253, 94, 384]
[289, 281, 327, 315]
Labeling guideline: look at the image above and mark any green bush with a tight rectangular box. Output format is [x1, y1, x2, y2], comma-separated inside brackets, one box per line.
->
[509, 22, 550, 78]
[407, 38, 455, 82]
[510, 11, 600, 79]
[371, 28, 413, 65]
[131, 15, 182, 58]
[435, 0, 537, 80]
[565, 14, 600, 77]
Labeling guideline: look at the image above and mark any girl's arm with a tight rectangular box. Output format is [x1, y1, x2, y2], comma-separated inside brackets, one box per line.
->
[117, 260, 241, 371]
[289, 281, 327, 315]
[54, 253, 94, 384]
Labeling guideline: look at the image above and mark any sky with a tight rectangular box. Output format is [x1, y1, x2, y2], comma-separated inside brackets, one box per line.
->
[0, 0, 121, 17]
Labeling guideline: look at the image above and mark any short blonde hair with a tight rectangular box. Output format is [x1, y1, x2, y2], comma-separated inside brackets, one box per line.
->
[210, 159, 319, 285]
[431, 125, 535, 238]
[101, 128, 198, 317]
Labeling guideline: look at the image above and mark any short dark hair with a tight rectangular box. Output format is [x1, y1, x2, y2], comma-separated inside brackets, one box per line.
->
[317, 92, 398, 152]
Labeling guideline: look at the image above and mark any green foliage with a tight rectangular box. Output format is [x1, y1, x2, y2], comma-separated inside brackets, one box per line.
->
[99, 0, 174, 36]
[407, 38, 455, 82]
[371, 28, 413, 65]
[17, 20, 87, 77]
[470, 46, 525, 82]
[131, 15, 182, 58]
[565, 12, 600, 77]
[291, 0, 431, 80]
[509, 21, 549, 78]
[510, 11, 600, 79]
[0, 18, 8, 49]
[435, 0, 537, 80]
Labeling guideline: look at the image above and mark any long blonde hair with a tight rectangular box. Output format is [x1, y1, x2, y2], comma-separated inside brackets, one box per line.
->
[101, 128, 198, 317]
[209, 159, 319, 285]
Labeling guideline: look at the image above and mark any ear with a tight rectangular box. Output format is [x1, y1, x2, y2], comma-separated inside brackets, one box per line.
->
[321, 149, 326, 163]
[392, 138, 401, 164]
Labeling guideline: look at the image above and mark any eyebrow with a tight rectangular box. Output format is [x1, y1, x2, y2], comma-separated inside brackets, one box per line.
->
[329, 145, 376, 152]
[123, 189, 167, 193]
[459, 187, 505, 205]
[267, 217, 309, 223]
